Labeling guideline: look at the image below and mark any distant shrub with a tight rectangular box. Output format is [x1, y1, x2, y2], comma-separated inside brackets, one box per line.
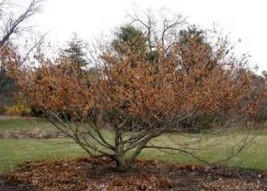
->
[5, 103, 32, 116]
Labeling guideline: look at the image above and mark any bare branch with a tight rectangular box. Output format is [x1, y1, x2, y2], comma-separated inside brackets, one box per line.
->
[161, 15, 185, 47]
[0, 0, 42, 47]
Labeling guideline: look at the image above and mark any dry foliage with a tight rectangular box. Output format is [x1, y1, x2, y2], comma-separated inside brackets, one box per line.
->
[2, 157, 267, 191]
[10, 13, 262, 171]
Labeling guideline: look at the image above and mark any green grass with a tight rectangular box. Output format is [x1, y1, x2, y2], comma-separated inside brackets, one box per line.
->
[0, 118, 267, 171]
[0, 118, 56, 132]
[0, 139, 87, 171]
[140, 134, 267, 170]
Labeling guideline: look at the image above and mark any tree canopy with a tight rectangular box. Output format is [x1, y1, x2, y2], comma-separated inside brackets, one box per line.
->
[12, 13, 262, 171]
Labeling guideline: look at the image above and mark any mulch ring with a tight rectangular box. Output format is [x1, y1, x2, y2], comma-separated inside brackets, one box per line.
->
[1, 157, 267, 191]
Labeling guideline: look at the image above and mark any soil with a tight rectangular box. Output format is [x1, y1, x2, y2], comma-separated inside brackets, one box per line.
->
[0, 157, 267, 191]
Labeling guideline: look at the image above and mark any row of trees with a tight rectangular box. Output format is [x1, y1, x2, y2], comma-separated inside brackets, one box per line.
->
[1, 2, 265, 171]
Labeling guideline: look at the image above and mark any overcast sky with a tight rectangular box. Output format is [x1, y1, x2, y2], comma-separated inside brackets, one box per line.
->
[32, 0, 267, 72]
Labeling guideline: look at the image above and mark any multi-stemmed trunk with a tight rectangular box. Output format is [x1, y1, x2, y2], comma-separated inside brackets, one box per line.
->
[112, 153, 128, 172]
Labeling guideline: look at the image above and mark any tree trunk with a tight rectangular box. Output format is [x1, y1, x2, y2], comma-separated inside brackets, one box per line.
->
[113, 154, 128, 172]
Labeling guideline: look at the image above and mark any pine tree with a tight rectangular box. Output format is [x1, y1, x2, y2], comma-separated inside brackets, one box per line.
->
[58, 34, 88, 77]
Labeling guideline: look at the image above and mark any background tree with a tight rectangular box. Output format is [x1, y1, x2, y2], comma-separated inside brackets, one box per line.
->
[14, 13, 262, 171]
[250, 71, 267, 122]
[0, 46, 16, 113]
[112, 25, 158, 68]
[57, 34, 88, 77]
[0, 0, 42, 114]
[0, 0, 42, 47]
[113, 25, 147, 58]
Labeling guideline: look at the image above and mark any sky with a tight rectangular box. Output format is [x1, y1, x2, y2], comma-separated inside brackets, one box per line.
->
[31, 0, 267, 72]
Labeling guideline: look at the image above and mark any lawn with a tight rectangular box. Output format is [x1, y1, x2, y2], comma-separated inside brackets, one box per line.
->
[0, 118, 267, 171]
[0, 139, 87, 171]
[0, 118, 56, 132]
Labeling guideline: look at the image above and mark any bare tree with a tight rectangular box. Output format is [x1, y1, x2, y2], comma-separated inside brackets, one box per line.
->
[129, 10, 186, 53]
[0, 0, 42, 47]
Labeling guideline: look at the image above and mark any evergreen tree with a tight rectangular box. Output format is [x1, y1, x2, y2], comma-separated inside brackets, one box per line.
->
[58, 34, 88, 76]
[112, 25, 147, 58]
